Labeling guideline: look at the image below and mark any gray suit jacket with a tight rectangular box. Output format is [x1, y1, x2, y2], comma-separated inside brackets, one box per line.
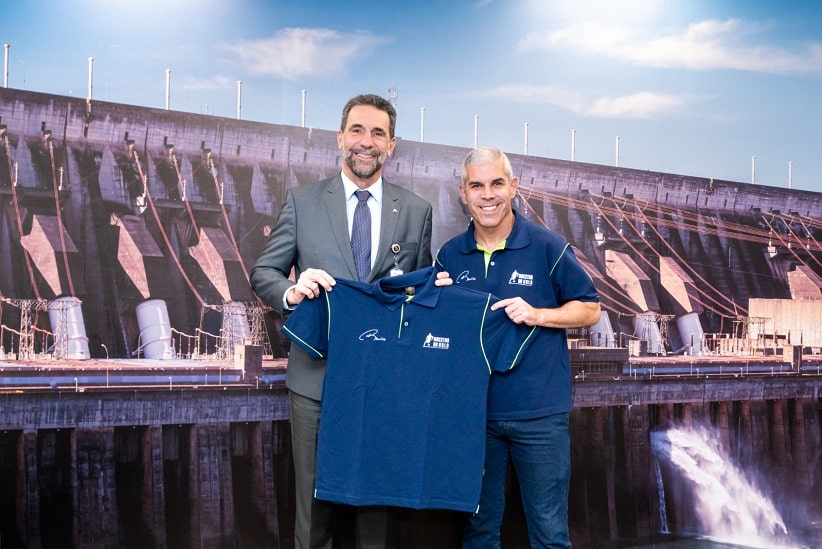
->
[250, 174, 434, 400]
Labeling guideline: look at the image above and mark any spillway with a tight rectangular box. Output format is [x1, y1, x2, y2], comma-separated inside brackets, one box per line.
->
[2, 87, 822, 360]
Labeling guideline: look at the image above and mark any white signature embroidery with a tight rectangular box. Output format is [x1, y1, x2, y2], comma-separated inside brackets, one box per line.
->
[359, 329, 386, 342]
[457, 270, 476, 283]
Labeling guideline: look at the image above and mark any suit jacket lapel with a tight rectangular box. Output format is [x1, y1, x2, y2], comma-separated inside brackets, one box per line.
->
[322, 176, 359, 280]
[375, 182, 401, 278]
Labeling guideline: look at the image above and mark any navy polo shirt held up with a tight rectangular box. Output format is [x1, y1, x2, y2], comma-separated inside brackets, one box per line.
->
[282, 266, 538, 512]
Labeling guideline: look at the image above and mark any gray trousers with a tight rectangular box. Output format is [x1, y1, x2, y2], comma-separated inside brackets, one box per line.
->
[289, 391, 391, 549]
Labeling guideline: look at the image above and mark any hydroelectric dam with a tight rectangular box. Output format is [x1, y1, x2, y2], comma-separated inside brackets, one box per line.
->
[1, 87, 822, 547]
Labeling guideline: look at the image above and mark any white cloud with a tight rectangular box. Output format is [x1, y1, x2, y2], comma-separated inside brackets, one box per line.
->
[481, 83, 586, 112]
[481, 84, 694, 118]
[179, 75, 235, 91]
[222, 28, 389, 80]
[518, 19, 822, 76]
[587, 92, 690, 118]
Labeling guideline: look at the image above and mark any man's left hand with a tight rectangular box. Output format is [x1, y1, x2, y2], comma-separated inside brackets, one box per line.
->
[492, 297, 538, 325]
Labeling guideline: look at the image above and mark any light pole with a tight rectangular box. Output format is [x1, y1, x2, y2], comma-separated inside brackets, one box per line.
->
[3, 44, 9, 88]
[237, 80, 242, 120]
[752, 155, 756, 184]
[524, 122, 529, 155]
[165, 69, 171, 110]
[571, 129, 576, 161]
[301, 89, 307, 128]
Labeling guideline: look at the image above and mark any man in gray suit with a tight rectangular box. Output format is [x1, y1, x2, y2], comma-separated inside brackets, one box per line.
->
[250, 94, 445, 548]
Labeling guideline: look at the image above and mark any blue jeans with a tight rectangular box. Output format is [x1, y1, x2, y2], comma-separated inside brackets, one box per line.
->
[462, 413, 571, 549]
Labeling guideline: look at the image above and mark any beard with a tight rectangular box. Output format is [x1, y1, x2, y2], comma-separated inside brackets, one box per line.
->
[343, 147, 385, 180]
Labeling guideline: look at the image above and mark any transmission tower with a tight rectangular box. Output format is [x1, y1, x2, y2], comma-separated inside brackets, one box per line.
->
[2, 298, 50, 360]
[247, 304, 272, 354]
[655, 313, 675, 353]
[213, 302, 272, 361]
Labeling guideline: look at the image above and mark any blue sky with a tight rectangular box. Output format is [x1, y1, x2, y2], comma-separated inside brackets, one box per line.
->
[3, 0, 822, 191]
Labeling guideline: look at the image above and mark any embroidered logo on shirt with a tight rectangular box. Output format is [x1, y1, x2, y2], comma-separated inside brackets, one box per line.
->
[508, 270, 534, 286]
[456, 270, 476, 284]
[359, 329, 386, 342]
[422, 333, 450, 350]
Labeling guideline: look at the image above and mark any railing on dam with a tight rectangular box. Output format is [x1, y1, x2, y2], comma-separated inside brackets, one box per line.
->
[572, 374, 822, 407]
[1, 374, 821, 431]
[0, 384, 291, 430]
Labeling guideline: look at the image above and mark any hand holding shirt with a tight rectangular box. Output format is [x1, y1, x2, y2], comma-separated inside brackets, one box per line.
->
[282, 266, 538, 512]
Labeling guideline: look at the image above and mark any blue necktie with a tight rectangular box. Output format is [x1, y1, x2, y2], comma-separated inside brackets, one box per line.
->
[351, 190, 372, 282]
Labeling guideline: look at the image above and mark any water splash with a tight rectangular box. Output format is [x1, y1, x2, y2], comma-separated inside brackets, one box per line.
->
[651, 426, 794, 548]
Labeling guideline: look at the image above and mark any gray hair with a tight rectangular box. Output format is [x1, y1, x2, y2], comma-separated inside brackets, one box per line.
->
[461, 146, 514, 183]
[340, 94, 397, 138]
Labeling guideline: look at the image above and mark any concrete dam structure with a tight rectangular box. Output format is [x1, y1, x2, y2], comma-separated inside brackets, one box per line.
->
[2, 88, 821, 360]
[1, 87, 822, 547]
[1, 377, 820, 547]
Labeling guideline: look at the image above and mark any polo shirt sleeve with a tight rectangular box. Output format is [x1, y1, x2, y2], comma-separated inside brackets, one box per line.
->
[553, 244, 600, 304]
[480, 296, 539, 373]
[281, 291, 330, 359]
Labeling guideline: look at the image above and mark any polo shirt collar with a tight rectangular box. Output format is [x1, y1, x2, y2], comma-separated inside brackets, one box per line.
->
[371, 267, 440, 310]
[458, 209, 531, 254]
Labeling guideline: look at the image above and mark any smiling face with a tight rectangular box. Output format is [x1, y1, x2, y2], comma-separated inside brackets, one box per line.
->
[459, 157, 519, 244]
[337, 104, 396, 188]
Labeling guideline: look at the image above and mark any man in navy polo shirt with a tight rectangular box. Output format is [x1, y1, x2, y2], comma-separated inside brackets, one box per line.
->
[436, 147, 601, 548]
[282, 266, 538, 516]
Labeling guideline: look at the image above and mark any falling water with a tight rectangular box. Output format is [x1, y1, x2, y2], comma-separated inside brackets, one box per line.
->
[653, 456, 670, 534]
[651, 426, 794, 549]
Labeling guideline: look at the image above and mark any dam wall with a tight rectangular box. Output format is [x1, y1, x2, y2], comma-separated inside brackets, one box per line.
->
[2, 87, 822, 362]
[567, 377, 822, 547]
[0, 378, 820, 547]
[2, 88, 822, 547]
[0, 385, 293, 548]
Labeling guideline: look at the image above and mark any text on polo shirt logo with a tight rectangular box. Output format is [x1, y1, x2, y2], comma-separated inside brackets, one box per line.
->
[456, 270, 476, 283]
[508, 270, 534, 286]
[359, 329, 386, 342]
[422, 333, 450, 350]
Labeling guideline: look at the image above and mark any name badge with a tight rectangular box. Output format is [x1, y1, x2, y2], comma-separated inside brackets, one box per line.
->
[390, 243, 403, 276]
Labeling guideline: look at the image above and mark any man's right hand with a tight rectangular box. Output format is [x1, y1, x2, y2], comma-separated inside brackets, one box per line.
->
[286, 268, 337, 306]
